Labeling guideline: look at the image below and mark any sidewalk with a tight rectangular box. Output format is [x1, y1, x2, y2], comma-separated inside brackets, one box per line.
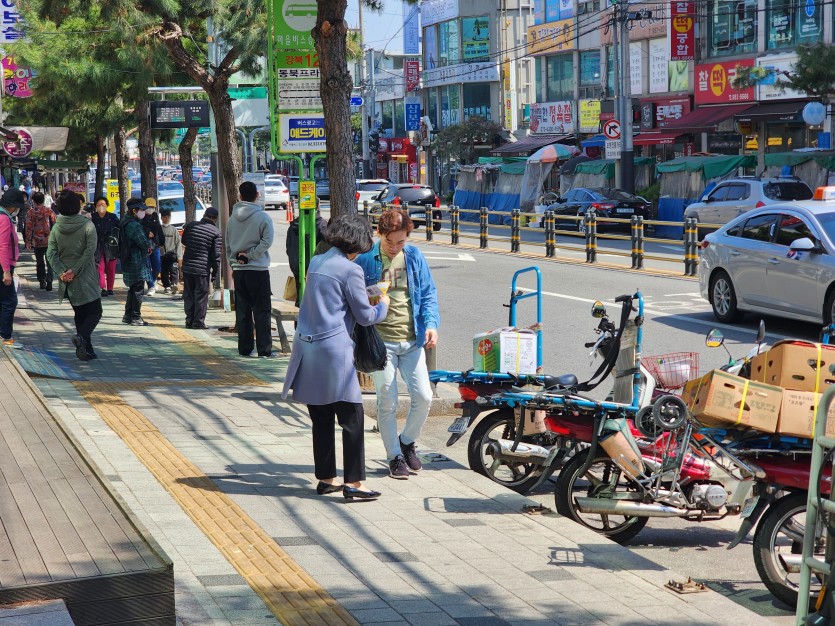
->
[8, 252, 771, 626]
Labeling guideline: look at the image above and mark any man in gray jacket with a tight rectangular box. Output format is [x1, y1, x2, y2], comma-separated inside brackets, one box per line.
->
[226, 181, 275, 357]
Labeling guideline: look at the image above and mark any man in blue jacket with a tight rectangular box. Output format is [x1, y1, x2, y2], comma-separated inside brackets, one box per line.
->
[356, 209, 440, 479]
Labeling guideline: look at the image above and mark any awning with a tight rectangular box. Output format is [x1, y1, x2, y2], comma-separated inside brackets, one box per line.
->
[734, 101, 803, 122]
[491, 134, 572, 155]
[662, 104, 754, 132]
[633, 132, 682, 146]
[580, 134, 607, 148]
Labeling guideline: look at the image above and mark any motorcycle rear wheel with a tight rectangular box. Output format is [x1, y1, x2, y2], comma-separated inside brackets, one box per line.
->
[466, 408, 544, 494]
[753, 493, 820, 608]
[554, 448, 648, 544]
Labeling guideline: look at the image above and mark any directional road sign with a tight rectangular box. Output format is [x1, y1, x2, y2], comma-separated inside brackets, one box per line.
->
[603, 119, 621, 140]
[350, 95, 363, 107]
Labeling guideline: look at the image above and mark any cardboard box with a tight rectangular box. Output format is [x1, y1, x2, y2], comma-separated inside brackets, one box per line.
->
[777, 390, 835, 438]
[750, 341, 835, 392]
[681, 369, 782, 432]
[473, 329, 537, 375]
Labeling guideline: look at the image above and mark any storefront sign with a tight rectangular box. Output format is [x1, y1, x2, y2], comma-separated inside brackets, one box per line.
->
[527, 20, 575, 56]
[530, 101, 575, 135]
[405, 60, 420, 92]
[534, 0, 544, 24]
[641, 97, 691, 129]
[648, 38, 668, 94]
[579, 100, 600, 133]
[421, 0, 459, 27]
[0, 1, 25, 43]
[423, 61, 498, 89]
[756, 54, 805, 101]
[378, 137, 412, 154]
[279, 113, 325, 153]
[2, 55, 33, 98]
[559, 0, 574, 20]
[630, 43, 643, 95]
[668, 61, 690, 92]
[405, 97, 421, 131]
[695, 59, 755, 105]
[462, 16, 490, 62]
[670, 1, 695, 60]
[374, 75, 403, 100]
[601, 3, 666, 44]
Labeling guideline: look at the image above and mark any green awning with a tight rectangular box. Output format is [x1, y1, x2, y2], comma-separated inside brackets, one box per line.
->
[656, 155, 757, 179]
[574, 157, 656, 179]
[764, 151, 835, 171]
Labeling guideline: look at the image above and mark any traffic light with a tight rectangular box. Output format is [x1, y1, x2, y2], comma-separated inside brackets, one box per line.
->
[369, 131, 380, 153]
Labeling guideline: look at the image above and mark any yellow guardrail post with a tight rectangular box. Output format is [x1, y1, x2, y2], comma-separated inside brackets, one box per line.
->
[362, 200, 369, 221]
[451, 205, 460, 244]
[684, 217, 697, 276]
[479, 207, 488, 249]
[545, 209, 555, 258]
[585, 209, 597, 263]
[635, 215, 645, 270]
[425, 204, 434, 242]
[511, 208, 520, 253]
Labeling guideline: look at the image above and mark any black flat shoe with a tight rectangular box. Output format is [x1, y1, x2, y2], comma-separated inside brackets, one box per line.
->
[343, 486, 381, 501]
[316, 482, 343, 495]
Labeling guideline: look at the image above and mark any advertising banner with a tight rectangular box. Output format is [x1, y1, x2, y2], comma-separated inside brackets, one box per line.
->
[756, 54, 805, 101]
[405, 60, 421, 92]
[695, 59, 755, 105]
[0, 0, 25, 43]
[530, 101, 575, 135]
[797, 0, 823, 44]
[272, 0, 317, 69]
[424, 62, 498, 89]
[403, 4, 419, 55]
[424, 27, 437, 70]
[545, 0, 559, 22]
[421, 0, 459, 28]
[534, 0, 544, 24]
[279, 113, 326, 153]
[579, 100, 601, 133]
[405, 97, 421, 131]
[527, 20, 575, 56]
[630, 43, 643, 95]
[601, 3, 666, 44]
[649, 38, 668, 94]
[462, 17, 490, 62]
[2, 54, 33, 98]
[670, 1, 695, 60]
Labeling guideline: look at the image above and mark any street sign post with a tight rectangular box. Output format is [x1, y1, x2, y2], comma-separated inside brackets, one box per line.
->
[605, 139, 622, 159]
[603, 119, 622, 140]
[350, 95, 364, 107]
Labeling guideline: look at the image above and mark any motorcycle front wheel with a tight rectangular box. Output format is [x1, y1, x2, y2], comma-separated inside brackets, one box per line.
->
[753, 493, 821, 608]
[554, 448, 648, 544]
[466, 408, 544, 494]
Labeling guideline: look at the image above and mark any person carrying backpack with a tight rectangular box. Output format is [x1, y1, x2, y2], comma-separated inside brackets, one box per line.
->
[24, 191, 56, 291]
[120, 198, 152, 326]
[91, 196, 120, 297]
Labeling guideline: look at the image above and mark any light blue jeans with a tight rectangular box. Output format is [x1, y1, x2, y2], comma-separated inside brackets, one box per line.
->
[373, 340, 433, 461]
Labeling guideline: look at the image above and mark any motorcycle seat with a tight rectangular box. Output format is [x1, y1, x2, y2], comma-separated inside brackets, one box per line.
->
[542, 374, 578, 389]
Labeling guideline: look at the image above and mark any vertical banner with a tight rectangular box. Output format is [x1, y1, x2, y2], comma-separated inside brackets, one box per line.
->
[403, 3, 419, 55]
[670, 1, 695, 61]
[404, 60, 421, 92]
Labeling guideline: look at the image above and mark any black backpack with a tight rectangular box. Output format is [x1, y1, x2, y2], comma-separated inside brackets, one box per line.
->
[106, 226, 120, 259]
[118, 222, 132, 265]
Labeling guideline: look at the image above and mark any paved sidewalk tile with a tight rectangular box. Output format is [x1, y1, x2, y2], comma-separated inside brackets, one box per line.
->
[8, 255, 775, 626]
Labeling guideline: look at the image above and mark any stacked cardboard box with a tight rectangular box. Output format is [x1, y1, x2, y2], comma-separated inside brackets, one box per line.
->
[681, 370, 782, 432]
[473, 329, 537, 375]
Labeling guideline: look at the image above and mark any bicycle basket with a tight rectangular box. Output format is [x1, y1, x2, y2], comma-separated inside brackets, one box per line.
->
[640, 352, 699, 390]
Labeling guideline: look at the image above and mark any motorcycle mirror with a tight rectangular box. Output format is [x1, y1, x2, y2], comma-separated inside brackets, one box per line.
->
[756, 320, 766, 346]
[591, 301, 606, 319]
[705, 329, 724, 348]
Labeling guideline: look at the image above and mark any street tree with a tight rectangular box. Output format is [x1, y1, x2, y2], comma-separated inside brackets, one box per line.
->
[434, 116, 504, 165]
[732, 44, 835, 102]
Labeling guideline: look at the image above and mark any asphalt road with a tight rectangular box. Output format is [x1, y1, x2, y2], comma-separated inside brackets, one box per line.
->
[262, 207, 819, 623]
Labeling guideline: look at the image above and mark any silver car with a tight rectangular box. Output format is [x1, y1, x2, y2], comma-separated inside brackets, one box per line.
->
[685, 177, 813, 236]
[699, 200, 835, 324]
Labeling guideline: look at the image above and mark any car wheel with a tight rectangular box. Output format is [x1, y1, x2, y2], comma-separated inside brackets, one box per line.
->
[709, 270, 744, 323]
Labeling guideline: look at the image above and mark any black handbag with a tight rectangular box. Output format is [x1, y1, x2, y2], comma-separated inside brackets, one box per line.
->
[353, 324, 388, 373]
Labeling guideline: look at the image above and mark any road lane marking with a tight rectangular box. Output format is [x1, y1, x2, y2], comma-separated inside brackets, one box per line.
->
[422, 252, 476, 262]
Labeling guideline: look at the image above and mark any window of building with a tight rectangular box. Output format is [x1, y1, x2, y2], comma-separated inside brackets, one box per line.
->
[580, 51, 600, 87]
[382, 100, 394, 135]
[424, 26, 438, 70]
[428, 88, 439, 128]
[710, 0, 757, 57]
[395, 100, 406, 137]
[606, 46, 615, 96]
[797, 0, 822, 44]
[439, 20, 460, 67]
[546, 53, 573, 101]
[766, 0, 794, 49]
[461, 17, 490, 63]
[463, 83, 491, 120]
[440, 85, 460, 128]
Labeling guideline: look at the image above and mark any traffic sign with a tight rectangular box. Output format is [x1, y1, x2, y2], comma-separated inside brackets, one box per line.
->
[603, 119, 621, 140]
[605, 139, 622, 160]
[350, 95, 363, 107]
[229, 86, 268, 100]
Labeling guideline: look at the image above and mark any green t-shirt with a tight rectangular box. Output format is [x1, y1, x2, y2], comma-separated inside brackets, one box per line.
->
[376, 249, 415, 342]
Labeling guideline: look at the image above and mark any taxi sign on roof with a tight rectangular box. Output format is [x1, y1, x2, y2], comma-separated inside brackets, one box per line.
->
[813, 186, 835, 201]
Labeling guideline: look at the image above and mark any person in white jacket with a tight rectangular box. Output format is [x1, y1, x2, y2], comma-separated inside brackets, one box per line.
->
[225, 181, 275, 357]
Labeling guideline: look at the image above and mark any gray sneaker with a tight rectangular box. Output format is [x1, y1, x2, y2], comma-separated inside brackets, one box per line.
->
[400, 438, 422, 472]
[389, 455, 409, 479]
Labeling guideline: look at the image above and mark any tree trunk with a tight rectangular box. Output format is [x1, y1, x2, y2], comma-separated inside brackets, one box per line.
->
[94, 135, 106, 200]
[315, 0, 355, 217]
[207, 82, 242, 214]
[136, 101, 157, 201]
[178, 127, 199, 224]
[114, 127, 129, 214]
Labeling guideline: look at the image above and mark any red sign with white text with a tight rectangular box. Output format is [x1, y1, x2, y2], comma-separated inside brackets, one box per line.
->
[405, 60, 420, 92]
[695, 59, 755, 105]
[670, 2, 695, 61]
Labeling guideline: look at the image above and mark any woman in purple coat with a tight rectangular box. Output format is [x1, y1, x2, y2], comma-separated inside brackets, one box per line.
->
[282, 214, 389, 501]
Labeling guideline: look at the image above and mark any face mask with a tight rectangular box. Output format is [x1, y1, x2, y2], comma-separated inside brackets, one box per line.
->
[9, 208, 19, 218]
[96, 206, 107, 215]
[146, 208, 155, 214]
[136, 210, 146, 219]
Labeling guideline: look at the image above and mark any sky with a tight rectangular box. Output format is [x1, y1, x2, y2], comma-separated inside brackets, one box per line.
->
[345, 0, 407, 54]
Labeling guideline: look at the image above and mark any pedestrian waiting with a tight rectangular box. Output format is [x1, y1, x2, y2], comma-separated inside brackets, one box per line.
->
[141, 198, 164, 296]
[91, 196, 119, 297]
[25, 191, 56, 291]
[0, 187, 24, 343]
[159, 208, 183, 295]
[120, 198, 152, 326]
[46, 190, 102, 361]
[181, 206, 221, 330]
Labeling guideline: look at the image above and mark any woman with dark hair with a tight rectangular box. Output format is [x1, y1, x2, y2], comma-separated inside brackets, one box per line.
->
[91, 196, 119, 296]
[282, 214, 390, 501]
[46, 190, 102, 360]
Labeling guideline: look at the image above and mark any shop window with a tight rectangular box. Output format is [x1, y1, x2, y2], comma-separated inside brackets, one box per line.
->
[440, 85, 460, 128]
[382, 100, 394, 136]
[709, 0, 757, 57]
[463, 83, 491, 120]
[439, 20, 460, 67]
[424, 25, 438, 70]
[461, 17, 490, 63]
[428, 89, 439, 129]
[546, 53, 573, 102]
[797, 0, 822, 44]
[766, 0, 793, 49]
[395, 100, 405, 137]
[580, 51, 600, 87]
[606, 47, 615, 96]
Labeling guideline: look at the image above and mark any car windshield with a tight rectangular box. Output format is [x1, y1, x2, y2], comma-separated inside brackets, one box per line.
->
[596, 189, 642, 202]
[358, 182, 388, 192]
[398, 187, 434, 202]
[763, 182, 813, 201]
[159, 182, 185, 194]
[811, 212, 835, 244]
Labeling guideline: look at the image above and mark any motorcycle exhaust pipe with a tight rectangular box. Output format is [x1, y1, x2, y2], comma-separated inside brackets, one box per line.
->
[486, 439, 551, 465]
[778, 554, 802, 574]
[575, 497, 691, 518]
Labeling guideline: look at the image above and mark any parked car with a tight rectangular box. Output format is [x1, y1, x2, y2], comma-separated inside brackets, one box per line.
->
[684, 176, 813, 237]
[699, 191, 835, 324]
[547, 187, 650, 233]
[369, 183, 442, 231]
[315, 178, 330, 199]
[157, 194, 208, 231]
[356, 179, 390, 210]
[264, 177, 290, 210]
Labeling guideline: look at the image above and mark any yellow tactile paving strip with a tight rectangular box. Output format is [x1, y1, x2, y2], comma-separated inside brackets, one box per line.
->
[71, 304, 358, 626]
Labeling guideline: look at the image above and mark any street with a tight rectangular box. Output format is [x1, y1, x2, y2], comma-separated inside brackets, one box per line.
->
[260, 208, 818, 624]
